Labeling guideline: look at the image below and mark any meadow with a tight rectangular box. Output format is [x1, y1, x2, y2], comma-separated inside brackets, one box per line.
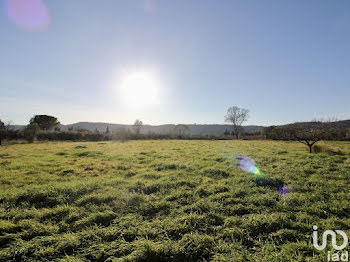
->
[0, 140, 349, 261]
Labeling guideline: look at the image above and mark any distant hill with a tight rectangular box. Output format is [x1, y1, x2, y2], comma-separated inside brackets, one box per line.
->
[332, 119, 350, 129]
[62, 122, 264, 136]
[8, 119, 350, 136]
[275, 119, 350, 129]
[9, 122, 264, 135]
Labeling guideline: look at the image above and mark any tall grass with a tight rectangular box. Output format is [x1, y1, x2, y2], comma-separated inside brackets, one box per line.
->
[0, 140, 349, 261]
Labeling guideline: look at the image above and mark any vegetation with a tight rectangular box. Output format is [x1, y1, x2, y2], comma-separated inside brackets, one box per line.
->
[29, 115, 60, 131]
[261, 122, 342, 153]
[262, 123, 350, 142]
[2, 115, 349, 145]
[1, 140, 349, 261]
[224, 106, 249, 139]
[24, 123, 40, 143]
[173, 124, 189, 137]
[0, 120, 7, 146]
[133, 120, 143, 137]
[285, 122, 332, 153]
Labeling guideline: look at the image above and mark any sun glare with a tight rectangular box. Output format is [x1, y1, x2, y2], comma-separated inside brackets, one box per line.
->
[120, 72, 158, 107]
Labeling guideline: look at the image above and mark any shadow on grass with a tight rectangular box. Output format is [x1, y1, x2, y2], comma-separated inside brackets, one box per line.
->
[255, 175, 284, 189]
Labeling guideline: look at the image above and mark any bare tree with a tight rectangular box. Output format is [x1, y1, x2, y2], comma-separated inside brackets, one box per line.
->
[224, 106, 249, 139]
[133, 119, 143, 136]
[285, 121, 331, 153]
[173, 124, 189, 136]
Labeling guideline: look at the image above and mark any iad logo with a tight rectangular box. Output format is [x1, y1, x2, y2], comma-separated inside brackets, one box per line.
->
[313, 225, 348, 250]
[313, 225, 349, 261]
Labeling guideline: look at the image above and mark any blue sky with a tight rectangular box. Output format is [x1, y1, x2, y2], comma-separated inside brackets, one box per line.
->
[1, 0, 349, 126]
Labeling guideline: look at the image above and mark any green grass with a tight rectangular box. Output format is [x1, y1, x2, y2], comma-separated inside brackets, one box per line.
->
[0, 140, 349, 261]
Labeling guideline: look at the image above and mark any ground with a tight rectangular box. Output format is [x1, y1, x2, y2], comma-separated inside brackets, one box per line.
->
[0, 140, 349, 261]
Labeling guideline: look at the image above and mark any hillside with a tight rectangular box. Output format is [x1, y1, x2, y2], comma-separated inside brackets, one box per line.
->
[9, 122, 264, 135]
[8, 119, 350, 136]
[63, 122, 264, 136]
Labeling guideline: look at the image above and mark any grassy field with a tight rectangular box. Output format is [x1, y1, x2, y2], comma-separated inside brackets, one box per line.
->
[0, 140, 349, 261]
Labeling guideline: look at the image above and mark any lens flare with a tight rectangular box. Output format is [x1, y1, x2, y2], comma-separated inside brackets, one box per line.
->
[5, 0, 50, 31]
[236, 155, 291, 193]
[237, 156, 269, 185]
[279, 185, 291, 196]
[237, 156, 261, 175]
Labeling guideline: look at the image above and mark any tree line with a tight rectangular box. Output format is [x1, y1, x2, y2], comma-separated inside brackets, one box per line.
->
[0, 115, 221, 145]
[224, 106, 349, 153]
[1, 108, 349, 154]
[261, 122, 350, 152]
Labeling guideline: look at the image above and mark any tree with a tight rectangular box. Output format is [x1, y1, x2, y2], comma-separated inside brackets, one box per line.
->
[105, 126, 110, 134]
[262, 126, 290, 140]
[133, 119, 143, 136]
[224, 106, 249, 139]
[269, 127, 290, 140]
[114, 127, 130, 141]
[285, 121, 331, 153]
[173, 124, 189, 136]
[0, 120, 7, 146]
[261, 126, 276, 139]
[30, 115, 60, 130]
[24, 123, 40, 143]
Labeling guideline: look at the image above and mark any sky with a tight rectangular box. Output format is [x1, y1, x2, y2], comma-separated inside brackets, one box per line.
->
[1, 0, 349, 126]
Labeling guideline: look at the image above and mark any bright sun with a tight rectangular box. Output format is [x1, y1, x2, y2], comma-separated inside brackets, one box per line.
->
[120, 72, 158, 107]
